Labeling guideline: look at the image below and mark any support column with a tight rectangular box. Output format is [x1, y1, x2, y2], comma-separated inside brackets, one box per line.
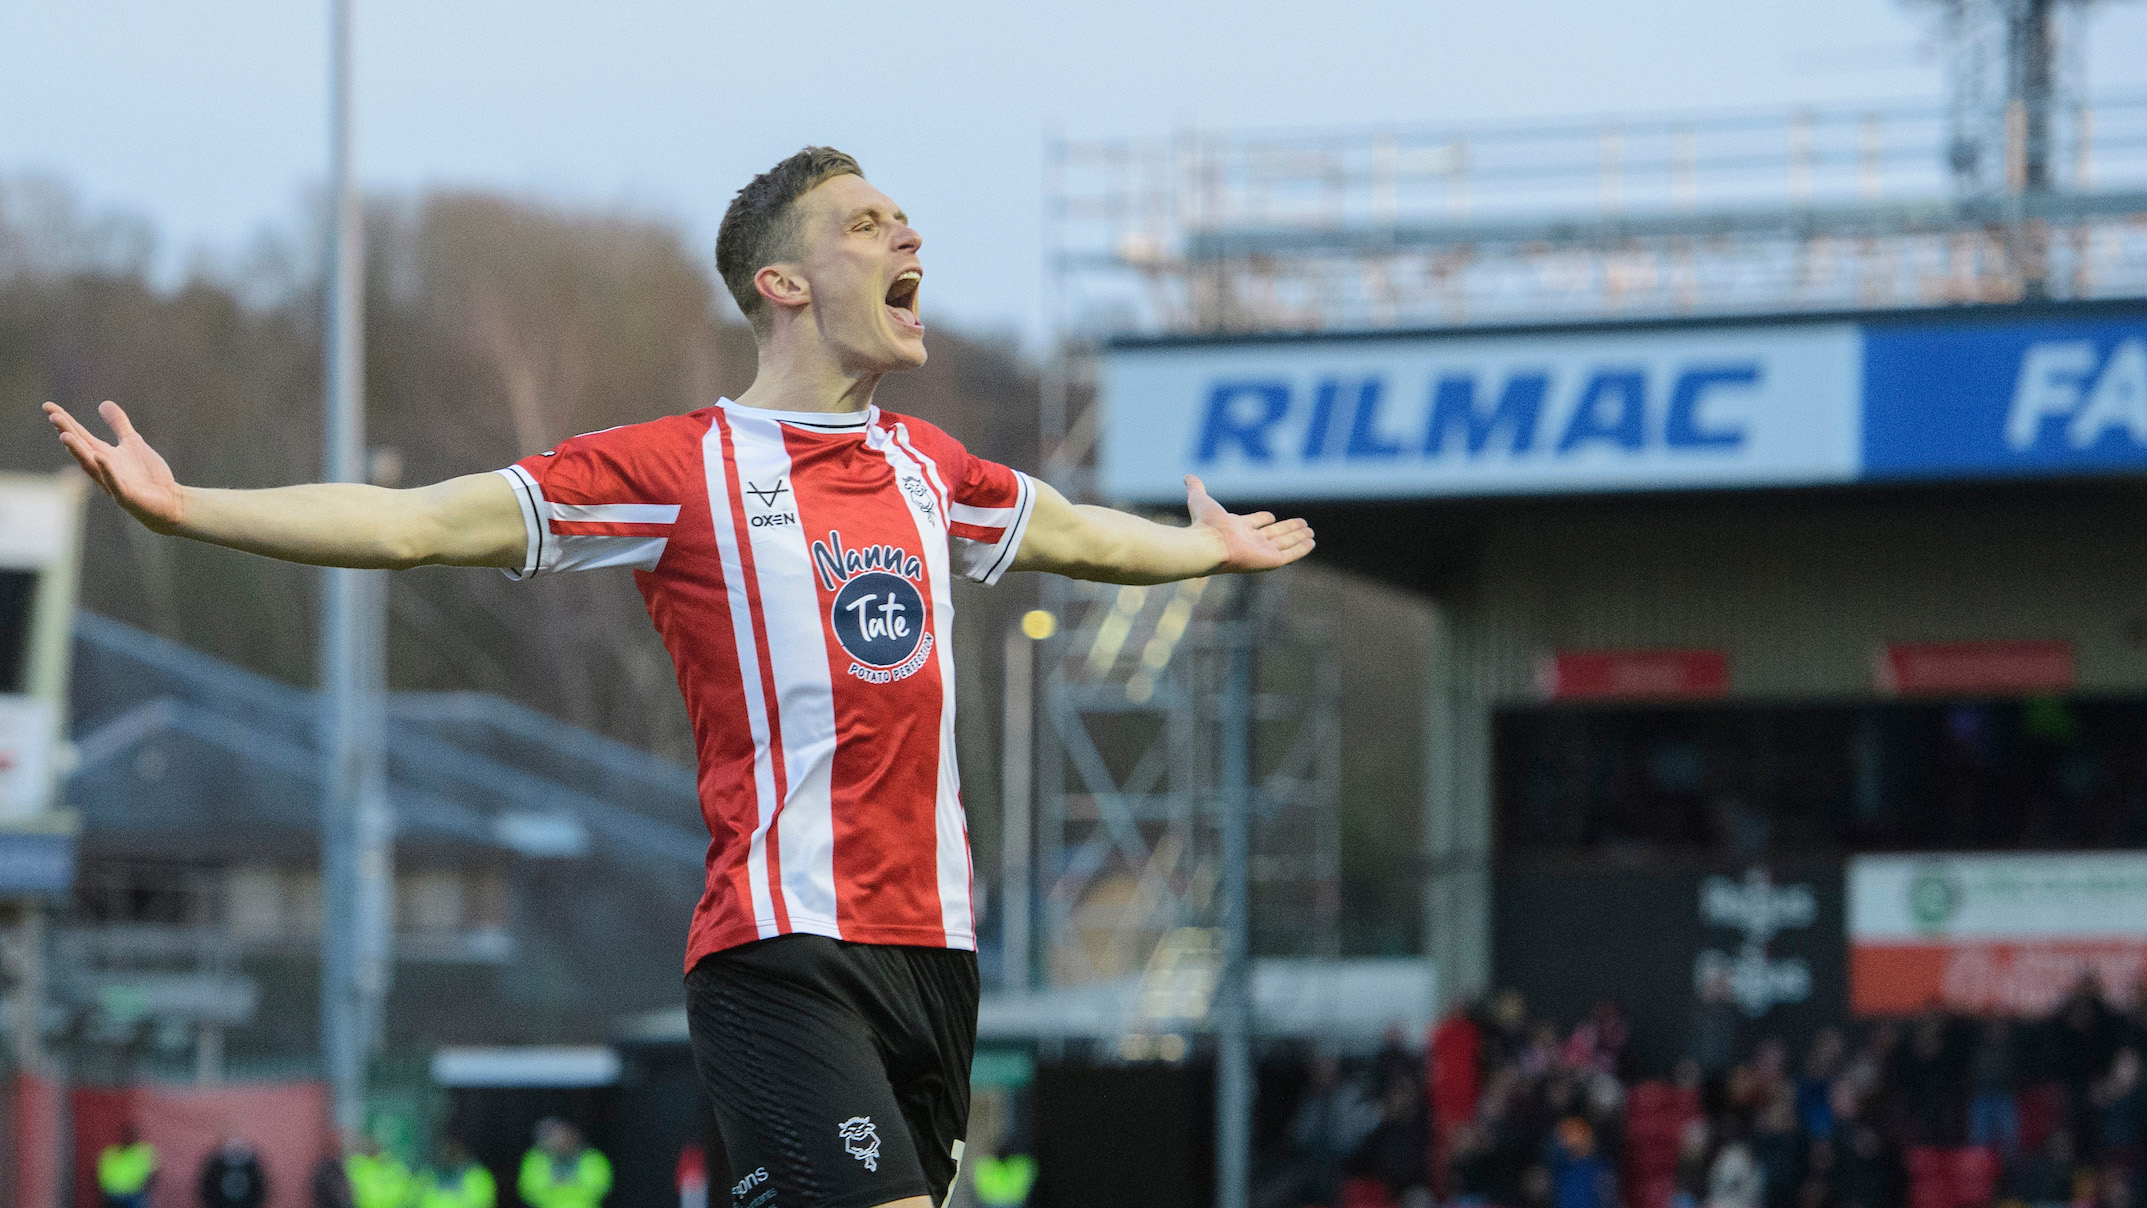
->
[1422, 601, 1492, 1012]
[1001, 626, 1035, 993]
[1213, 584, 1253, 1208]
[319, 0, 391, 1134]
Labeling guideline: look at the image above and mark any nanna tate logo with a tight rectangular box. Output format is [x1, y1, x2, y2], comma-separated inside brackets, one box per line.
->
[811, 530, 934, 684]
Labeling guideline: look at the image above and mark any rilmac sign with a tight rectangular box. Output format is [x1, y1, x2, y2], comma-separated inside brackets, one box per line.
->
[1099, 307, 2147, 503]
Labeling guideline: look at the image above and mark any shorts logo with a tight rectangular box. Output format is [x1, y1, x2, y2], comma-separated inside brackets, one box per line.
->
[811, 530, 934, 684]
[838, 1116, 881, 1172]
[729, 1167, 768, 1204]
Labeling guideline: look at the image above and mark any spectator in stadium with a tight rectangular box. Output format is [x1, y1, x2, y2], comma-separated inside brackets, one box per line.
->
[1671, 1118, 1711, 1208]
[418, 1136, 496, 1208]
[97, 1124, 158, 1208]
[1894, 1007, 1965, 1145]
[1704, 1118, 1762, 1208]
[2007, 1125, 2078, 1206]
[2092, 1046, 2147, 1167]
[1484, 991, 1531, 1074]
[1433, 1000, 1488, 1146]
[1749, 1093, 1804, 1208]
[346, 1132, 414, 1208]
[518, 1121, 611, 1208]
[197, 1135, 267, 1208]
[1344, 1069, 1431, 1204]
[1543, 1117, 1613, 1208]
[1828, 1118, 1901, 1208]
[2055, 974, 2125, 1155]
[1564, 1002, 1630, 1079]
[309, 1134, 354, 1208]
[1260, 1054, 1380, 1208]
[1967, 1016, 2021, 1157]
[1795, 1030, 1844, 1143]
[2100, 1163, 2134, 1208]
[1691, 971, 1742, 1095]
[1446, 1121, 1498, 1208]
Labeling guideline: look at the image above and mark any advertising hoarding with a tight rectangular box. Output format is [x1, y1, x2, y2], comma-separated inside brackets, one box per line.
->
[1495, 863, 1846, 1075]
[1849, 852, 2147, 1015]
[1100, 308, 2147, 504]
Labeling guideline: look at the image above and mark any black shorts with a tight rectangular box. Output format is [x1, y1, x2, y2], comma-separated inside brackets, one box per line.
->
[686, 935, 979, 1208]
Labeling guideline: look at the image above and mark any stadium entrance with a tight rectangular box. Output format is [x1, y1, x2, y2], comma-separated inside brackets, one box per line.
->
[1099, 298, 2147, 1070]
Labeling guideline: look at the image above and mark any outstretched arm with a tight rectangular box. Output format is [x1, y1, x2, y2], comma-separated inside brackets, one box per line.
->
[1011, 474, 1314, 584]
[44, 400, 525, 570]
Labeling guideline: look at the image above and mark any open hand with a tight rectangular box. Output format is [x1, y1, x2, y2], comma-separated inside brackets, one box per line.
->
[1185, 474, 1314, 573]
[44, 401, 185, 533]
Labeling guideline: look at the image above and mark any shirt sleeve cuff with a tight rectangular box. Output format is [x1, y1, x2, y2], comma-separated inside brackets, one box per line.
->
[970, 470, 1037, 586]
[494, 465, 544, 580]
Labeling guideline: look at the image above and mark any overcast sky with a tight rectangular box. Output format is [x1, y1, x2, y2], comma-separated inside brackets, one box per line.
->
[7, 0, 2147, 344]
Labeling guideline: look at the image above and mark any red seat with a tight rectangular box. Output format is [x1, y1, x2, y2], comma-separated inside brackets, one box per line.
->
[2018, 1084, 2064, 1156]
[1628, 1172, 1677, 1208]
[1623, 1081, 1698, 1208]
[1950, 1147, 2000, 1208]
[1903, 1146, 2001, 1208]
[1908, 1147, 1952, 1208]
[1340, 1177, 1397, 1208]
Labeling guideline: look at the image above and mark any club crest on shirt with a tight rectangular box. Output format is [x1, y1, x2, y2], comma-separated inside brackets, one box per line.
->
[811, 530, 933, 683]
[897, 472, 939, 524]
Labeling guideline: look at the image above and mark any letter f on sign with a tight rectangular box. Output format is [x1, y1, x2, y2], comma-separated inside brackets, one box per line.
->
[2006, 342, 2098, 450]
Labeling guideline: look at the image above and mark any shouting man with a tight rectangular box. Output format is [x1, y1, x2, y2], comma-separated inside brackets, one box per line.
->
[45, 146, 1313, 1208]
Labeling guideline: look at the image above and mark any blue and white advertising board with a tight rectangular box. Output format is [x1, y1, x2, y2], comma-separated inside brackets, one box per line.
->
[1098, 309, 2147, 504]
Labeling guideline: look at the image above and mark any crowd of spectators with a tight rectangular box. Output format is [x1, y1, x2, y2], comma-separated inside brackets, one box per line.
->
[1258, 971, 2147, 1208]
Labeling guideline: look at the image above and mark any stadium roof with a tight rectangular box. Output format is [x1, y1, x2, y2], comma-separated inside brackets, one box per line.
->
[66, 612, 704, 883]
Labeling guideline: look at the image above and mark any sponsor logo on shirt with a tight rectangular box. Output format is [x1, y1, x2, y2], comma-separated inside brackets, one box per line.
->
[811, 531, 933, 684]
[744, 478, 797, 527]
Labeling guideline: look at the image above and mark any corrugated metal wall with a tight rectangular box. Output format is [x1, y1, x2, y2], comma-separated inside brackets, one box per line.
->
[1458, 484, 2147, 701]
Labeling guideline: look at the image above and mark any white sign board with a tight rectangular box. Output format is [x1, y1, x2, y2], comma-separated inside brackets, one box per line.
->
[0, 478, 74, 569]
[1849, 852, 2147, 1015]
[1102, 324, 1862, 503]
[0, 694, 56, 821]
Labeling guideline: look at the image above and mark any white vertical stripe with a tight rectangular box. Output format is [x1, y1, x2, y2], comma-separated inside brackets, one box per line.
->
[728, 414, 843, 933]
[879, 426, 975, 947]
[701, 421, 781, 938]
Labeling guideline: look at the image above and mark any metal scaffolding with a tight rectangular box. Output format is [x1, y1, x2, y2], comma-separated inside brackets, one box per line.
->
[1032, 576, 1341, 1003]
[1046, 85, 2147, 335]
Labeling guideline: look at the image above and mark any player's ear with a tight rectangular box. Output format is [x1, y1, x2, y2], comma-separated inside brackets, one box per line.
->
[754, 263, 809, 313]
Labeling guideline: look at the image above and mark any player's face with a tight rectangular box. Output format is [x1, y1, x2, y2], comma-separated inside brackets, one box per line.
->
[792, 174, 926, 373]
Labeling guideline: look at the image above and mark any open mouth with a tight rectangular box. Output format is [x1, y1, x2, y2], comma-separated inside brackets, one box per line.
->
[885, 269, 922, 331]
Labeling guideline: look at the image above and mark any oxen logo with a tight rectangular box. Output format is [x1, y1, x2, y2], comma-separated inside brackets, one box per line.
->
[838, 1116, 881, 1172]
[812, 530, 934, 684]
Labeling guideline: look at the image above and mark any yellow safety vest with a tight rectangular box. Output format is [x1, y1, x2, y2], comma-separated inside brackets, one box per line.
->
[974, 1153, 1037, 1206]
[98, 1143, 158, 1197]
[347, 1153, 414, 1208]
[516, 1150, 611, 1208]
[419, 1165, 496, 1208]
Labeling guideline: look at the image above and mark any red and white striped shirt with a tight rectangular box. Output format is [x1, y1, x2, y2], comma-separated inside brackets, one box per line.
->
[495, 398, 1036, 968]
